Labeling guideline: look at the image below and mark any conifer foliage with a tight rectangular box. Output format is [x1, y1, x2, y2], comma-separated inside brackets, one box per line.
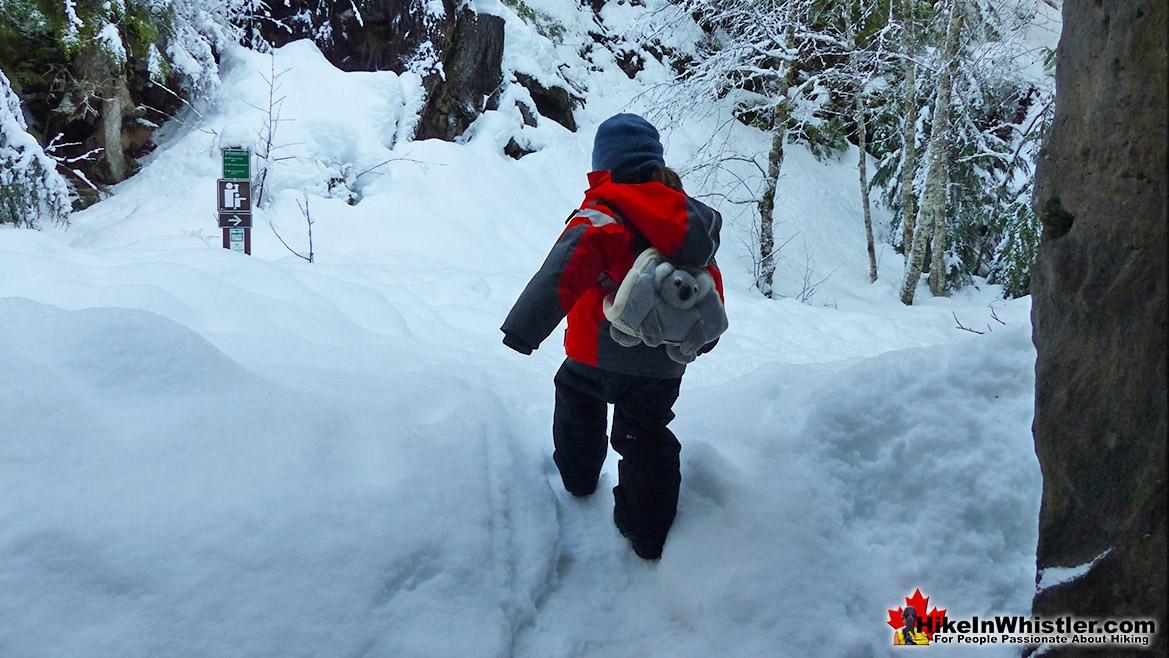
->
[1, 68, 70, 228]
[870, 0, 1057, 300]
[0, 0, 253, 201]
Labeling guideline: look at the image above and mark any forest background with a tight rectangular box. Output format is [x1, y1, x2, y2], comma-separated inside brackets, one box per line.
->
[1, 0, 1060, 305]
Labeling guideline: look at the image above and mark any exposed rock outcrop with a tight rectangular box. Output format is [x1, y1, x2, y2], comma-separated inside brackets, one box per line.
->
[252, 0, 458, 73]
[513, 72, 579, 132]
[504, 137, 535, 160]
[414, 10, 505, 141]
[615, 49, 645, 79]
[516, 100, 538, 128]
[1029, 0, 1167, 654]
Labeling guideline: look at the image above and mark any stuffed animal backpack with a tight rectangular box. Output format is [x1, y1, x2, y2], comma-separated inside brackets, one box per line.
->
[603, 247, 729, 364]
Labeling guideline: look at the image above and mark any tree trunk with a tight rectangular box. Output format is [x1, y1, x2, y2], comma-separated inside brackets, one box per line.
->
[757, 110, 787, 298]
[845, 2, 878, 283]
[927, 0, 963, 297]
[928, 194, 948, 294]
[900, 0, 962, 305]
[858, 99, 878, 283]
[756, 27, 795, 298]
[899, 0, 920, 254]
[100, 75, 130, 183]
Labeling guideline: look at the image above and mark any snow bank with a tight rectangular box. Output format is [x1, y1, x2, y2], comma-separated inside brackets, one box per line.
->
[0, 278, 1038, 658]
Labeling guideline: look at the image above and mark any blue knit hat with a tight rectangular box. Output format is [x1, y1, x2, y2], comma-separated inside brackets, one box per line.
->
[591, 113, 665, 183]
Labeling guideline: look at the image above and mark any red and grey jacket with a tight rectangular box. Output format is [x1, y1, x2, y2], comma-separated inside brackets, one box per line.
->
[502, 171, 724, 378]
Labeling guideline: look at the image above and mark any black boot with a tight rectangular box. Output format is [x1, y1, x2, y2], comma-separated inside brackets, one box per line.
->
[610, 376, 682, 560]
[614, 502, 663, 560]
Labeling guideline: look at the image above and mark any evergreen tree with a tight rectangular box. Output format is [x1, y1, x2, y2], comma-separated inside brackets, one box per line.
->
[0, 68, 70, 228]
[0, 0, 251, 191]
[943, 0, 1055, 297]
[874, 0, 1057, 300]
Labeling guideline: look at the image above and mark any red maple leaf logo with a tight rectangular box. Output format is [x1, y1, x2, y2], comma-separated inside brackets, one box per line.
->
[887, 588, 948, 640]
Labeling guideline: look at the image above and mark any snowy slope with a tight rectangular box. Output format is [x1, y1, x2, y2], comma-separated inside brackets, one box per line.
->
[0, 2, 1042, 657]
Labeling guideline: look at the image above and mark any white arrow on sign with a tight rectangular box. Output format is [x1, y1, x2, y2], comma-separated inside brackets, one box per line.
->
[218, 212, 253, 229]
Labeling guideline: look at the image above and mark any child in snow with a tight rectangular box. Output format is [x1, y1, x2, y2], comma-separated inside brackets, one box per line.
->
[501, 113, 724, 560]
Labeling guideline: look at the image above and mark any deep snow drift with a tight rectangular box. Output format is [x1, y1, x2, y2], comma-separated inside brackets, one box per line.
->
[0, 2, 1043, 656]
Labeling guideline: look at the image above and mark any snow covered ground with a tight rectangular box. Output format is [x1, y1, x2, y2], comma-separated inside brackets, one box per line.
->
[0, 2, 1043, 656]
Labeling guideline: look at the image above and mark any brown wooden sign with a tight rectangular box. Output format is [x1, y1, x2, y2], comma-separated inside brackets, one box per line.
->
[218, 212, 252, 229]
[217, 180, 251, 213]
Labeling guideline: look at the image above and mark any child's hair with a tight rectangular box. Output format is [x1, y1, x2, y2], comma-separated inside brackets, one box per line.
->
[647, 166, 684, 192]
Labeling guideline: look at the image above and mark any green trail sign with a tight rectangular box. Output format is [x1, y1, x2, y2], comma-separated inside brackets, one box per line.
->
[222, 148, 251, 179]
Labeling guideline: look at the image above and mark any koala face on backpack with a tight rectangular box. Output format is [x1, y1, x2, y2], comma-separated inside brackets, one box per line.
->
[604, 248, 728, 364]
[656, 265, 700, 311]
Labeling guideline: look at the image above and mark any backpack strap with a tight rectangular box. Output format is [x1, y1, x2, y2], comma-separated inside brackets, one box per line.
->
[567, 201, 651, 292]
[597, 271, 619, 292]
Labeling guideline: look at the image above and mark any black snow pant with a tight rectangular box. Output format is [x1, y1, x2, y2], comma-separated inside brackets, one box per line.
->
[552, 358, 682, 558]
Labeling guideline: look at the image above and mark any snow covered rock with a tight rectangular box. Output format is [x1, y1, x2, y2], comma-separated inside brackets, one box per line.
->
[415, 9, 506, 141]
[513, 72, 578, 132]
[251, 0, 456, 73]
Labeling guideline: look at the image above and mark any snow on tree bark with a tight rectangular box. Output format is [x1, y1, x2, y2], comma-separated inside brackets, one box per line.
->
[844, 2, 877, 284]
[757, 108, 788, 297]
[900, 0, 962, 305]
[898, 0, 920, 255]
[926, 0, 964, 298]
[755, 12, 797, 299]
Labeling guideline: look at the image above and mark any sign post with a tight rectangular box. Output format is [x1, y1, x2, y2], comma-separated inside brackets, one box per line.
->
[218, 146, 252, 254]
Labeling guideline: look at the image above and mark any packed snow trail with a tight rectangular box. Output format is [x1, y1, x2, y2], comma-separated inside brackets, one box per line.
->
[0, 18, 1042, 658]
[0, 284, 1038, 658]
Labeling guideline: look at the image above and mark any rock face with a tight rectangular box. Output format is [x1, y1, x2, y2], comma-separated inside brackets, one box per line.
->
[1029, 0, 1167, 654]
[514, 73, 579, 132]
[254, 3, 512, 143]
[414, 10, 505, 141]
[253, 0, 458, 73]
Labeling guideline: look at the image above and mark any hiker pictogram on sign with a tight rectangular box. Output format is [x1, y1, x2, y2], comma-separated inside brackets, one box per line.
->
[218, 180, 251, 212]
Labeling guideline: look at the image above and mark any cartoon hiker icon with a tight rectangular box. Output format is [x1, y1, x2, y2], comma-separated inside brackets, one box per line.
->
[896, 607, 930, 645]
